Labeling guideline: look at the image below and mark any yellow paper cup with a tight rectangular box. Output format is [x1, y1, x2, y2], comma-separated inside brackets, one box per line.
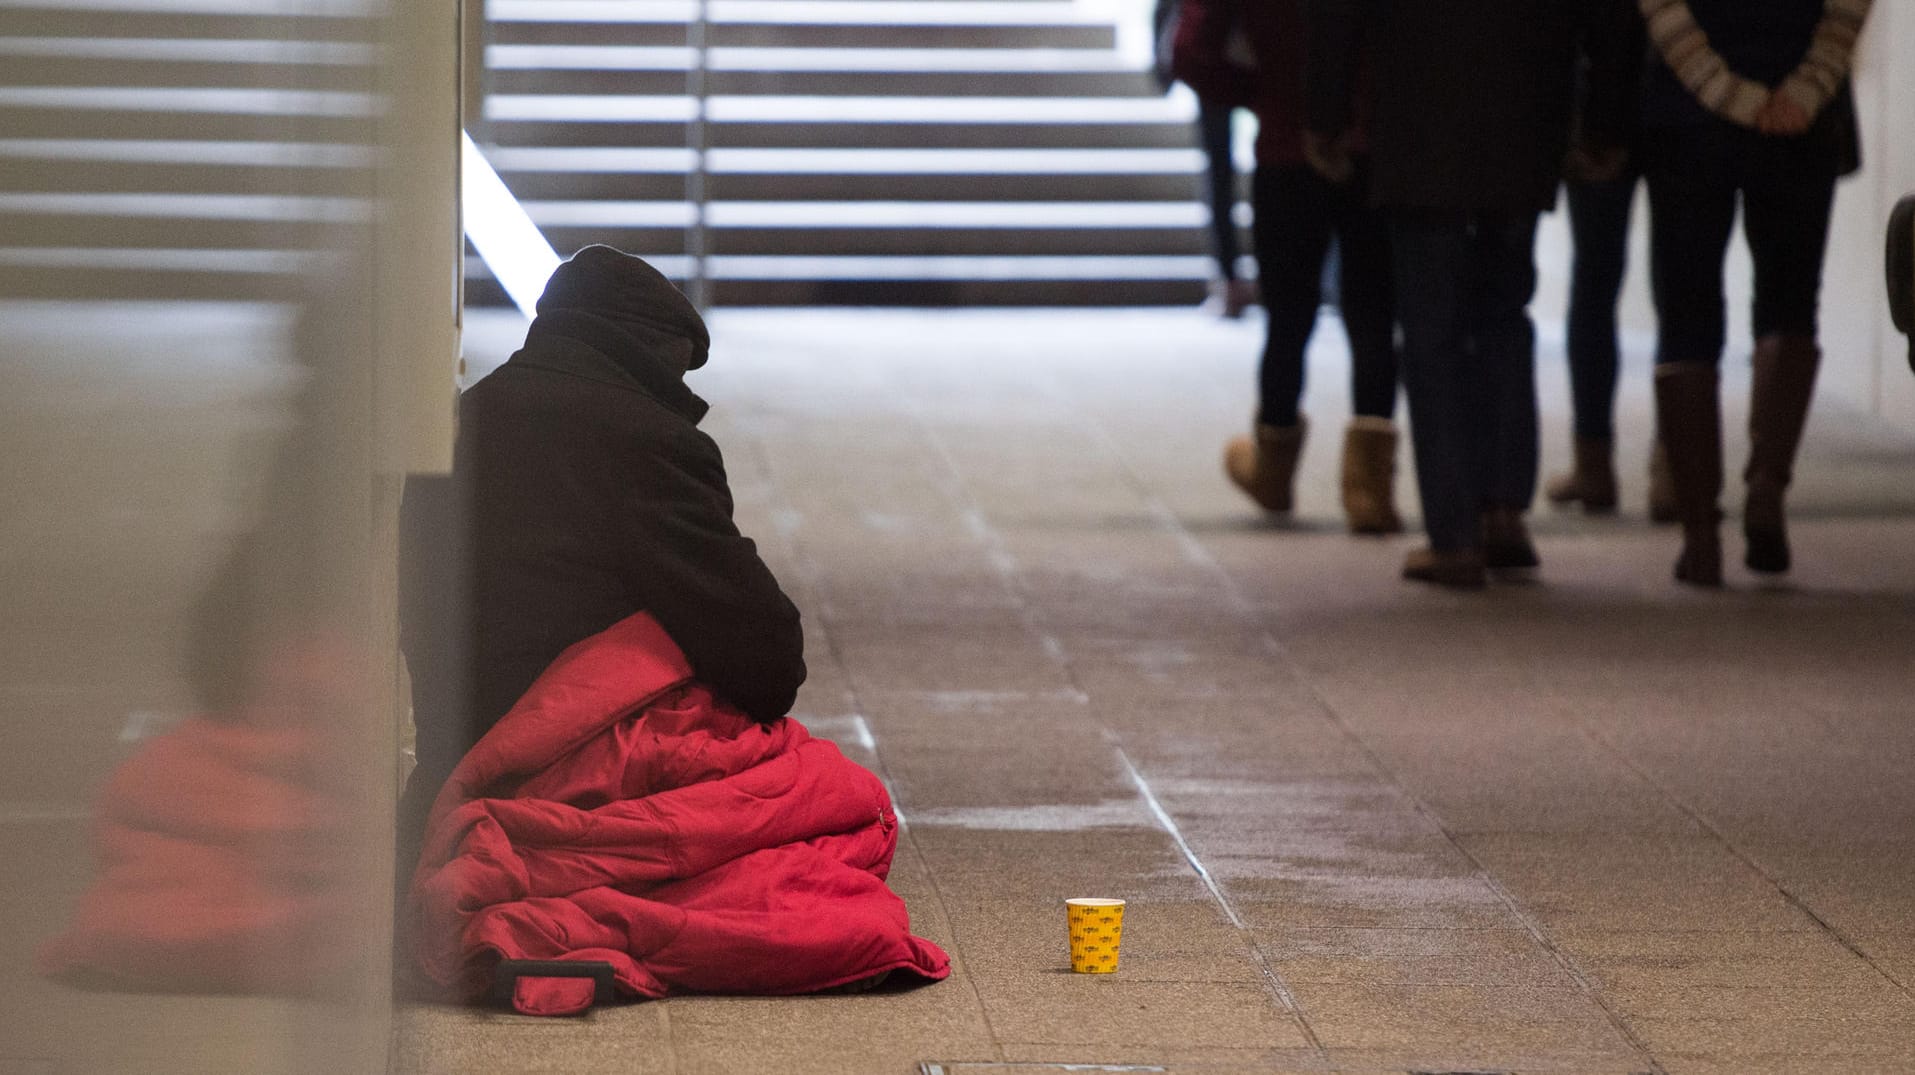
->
[1066, 897, 1126, 973]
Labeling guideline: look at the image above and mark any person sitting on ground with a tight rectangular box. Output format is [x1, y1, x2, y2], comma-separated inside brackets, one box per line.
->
[398, 244, 806, 843]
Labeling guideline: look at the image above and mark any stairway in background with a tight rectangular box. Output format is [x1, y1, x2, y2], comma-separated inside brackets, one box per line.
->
[0, 1, 377, 303]
[473, 0, 1224, 307]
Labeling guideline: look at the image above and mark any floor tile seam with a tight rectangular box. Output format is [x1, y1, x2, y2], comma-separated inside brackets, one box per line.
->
[1056, 396, 1671, 1075]
[1109, 738, 1328, 1058]
[734, 412, 1008, 1061]
[1572, 720, 1915, 1000]
[890, 364, 1094, 708]
[895, 373, 1328, 1059]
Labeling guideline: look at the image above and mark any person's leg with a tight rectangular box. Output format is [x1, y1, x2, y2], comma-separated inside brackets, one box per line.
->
[1330, 159, 1403, 533]
[1548, 173, 1635, 511]
[1739, 154, 1837, 573]
[1645, 125, 1739, 585]
[1197, 101, 1247, 303]
[1333, 159, 1398, 421]
[1564, 174, 1633, 441]
[1473, 209, 1543, 569]
[1391, 207, 1484, 584]
[1199, 101, 1239, 280]
[1223, 165, 1333, 512]
[1252, 165, 1335, 427]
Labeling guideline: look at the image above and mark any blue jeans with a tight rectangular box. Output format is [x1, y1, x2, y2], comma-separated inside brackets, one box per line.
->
[1565, 172, 1637, 442]
[1390, 208, 1541, 552]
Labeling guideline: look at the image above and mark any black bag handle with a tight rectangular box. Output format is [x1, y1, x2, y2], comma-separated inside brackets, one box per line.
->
[488, 959, 618, 1011]
[1888, 193, 1915, 373]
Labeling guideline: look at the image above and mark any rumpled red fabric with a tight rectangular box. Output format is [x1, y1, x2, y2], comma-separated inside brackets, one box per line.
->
[36, 638, 365, 994]
[407, 612, 949, 1015]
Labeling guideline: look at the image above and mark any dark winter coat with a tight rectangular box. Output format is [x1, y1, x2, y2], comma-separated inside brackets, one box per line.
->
[1173, 0, 1372, 169]
[401, 246, 805, 801]
[1307, 0, 1639, 212]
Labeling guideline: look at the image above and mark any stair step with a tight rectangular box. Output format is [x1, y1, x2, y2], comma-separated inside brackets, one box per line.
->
[486, 117, 1193, 150]
[0, 213, 337, 249]
[0, 247, 314, 301]
[535, 225, 1214, 258]
[503, 171, 1203, 203]
[0, 109, 367, 144]
[492, 21, 1115, 50]
[708, 277, 1208, 305]
[0, 156, 371, 197]
[492, 67, 1159, 98]
[0, 9, 366, 44]
[464, 271, 1208, 308]
[0, 53, 372, 93]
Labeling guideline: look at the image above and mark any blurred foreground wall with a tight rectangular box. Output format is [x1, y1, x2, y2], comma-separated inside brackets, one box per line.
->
[0, 0, 458, 1070]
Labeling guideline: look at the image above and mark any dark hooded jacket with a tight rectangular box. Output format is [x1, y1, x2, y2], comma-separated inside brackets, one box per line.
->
[1306, 0, 1638, 212]
[400, 246, 805, 806]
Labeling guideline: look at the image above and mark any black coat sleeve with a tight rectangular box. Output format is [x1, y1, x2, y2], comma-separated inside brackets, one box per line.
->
[1305, 0, 1367, 137]
[618, 423, 806, 723]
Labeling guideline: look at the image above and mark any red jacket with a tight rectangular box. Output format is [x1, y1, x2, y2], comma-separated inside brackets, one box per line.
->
[407, 612, 949, 1015]
[1172, 0, 1371, 168]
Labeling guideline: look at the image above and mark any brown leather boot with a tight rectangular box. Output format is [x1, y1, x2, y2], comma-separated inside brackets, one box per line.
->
[1544, 437, 1618, 514]
[1481, 507, 1540, 570]
[1648, 438, 1680, 524]
[1653, 362, 1723, 587]
[1744, 334, 1820, 574]
[1340, 417, 1404, 534]
[1402, 546, 1487, 589]
[1224, 417, 1307, 513]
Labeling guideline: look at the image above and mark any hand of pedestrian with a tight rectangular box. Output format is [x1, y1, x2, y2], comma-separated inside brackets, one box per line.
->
[1755, 92, 1812, 137]
[1303, 130, 1354, 185]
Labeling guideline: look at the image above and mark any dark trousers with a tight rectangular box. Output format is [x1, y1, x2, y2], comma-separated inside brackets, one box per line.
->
[1564, 172, 1637, 442]
[1198, 100, 1242, 281]
[1644, 124, 1837, 366]
[1252, 162, 1398, 426]
[1390, 208, 1541, 552]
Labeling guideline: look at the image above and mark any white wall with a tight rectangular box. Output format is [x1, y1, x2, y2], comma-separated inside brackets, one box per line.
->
[1824, 3, 1915, 423]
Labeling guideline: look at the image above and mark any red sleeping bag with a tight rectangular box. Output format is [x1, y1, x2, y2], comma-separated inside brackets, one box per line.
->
[407, 612, 950, 1015]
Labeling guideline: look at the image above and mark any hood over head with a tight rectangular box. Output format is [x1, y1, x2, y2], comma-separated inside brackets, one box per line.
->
[533, 245, 710, 372]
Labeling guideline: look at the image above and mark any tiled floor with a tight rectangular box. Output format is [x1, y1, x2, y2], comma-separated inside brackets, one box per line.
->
[390, 307, 1915, 1074]
[6, 301, 1911, 1075]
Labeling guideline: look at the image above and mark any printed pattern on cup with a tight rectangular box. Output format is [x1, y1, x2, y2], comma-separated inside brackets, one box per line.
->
[1067, 902, 1125, 974]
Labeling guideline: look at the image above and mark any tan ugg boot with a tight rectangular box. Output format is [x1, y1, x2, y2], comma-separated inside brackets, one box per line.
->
[1654, 362, 1724, 587]
[1544, 437, 1618, 514]
[1744, 334, 1820, 574]
[1340, 417, 1404, 534]
[1224, 417, 1307, 513]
